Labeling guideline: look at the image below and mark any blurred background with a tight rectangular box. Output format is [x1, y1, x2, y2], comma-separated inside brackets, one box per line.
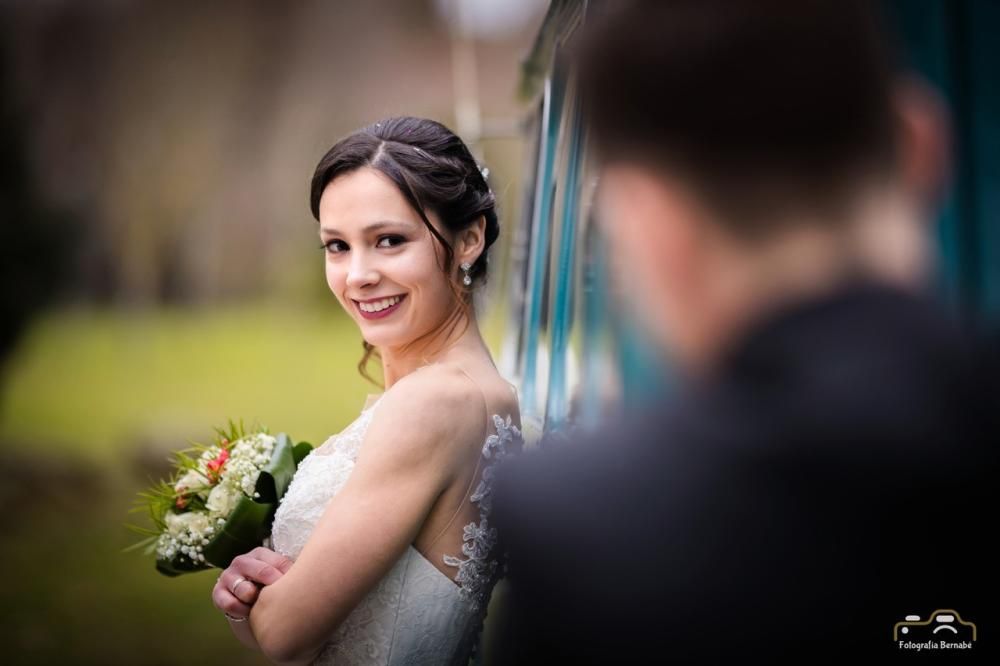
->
[0, 0, 545, 663]
[2, 0, 998, 663]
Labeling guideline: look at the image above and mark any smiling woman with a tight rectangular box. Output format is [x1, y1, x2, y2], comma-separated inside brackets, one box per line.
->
[310, 117, 501, 389]
[316, 166, 470, 360]
[208, 116, 524, 666]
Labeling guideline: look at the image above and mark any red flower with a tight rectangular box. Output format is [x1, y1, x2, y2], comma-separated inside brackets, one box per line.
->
[205, 448, 230, 482]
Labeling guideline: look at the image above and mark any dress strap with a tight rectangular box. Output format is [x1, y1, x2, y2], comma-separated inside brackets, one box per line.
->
[454, 364, 491, 430]
[422, 364, 491, 554]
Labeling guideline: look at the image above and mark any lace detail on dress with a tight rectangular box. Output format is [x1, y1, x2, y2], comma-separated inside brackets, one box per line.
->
[269, 399, 382, 561]
[442, 413, 522, 613]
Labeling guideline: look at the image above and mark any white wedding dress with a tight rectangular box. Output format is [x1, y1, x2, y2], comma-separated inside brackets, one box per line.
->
[268, 373, 522, 665]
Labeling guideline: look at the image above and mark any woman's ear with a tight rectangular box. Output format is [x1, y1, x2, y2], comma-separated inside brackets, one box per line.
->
[457, 215, 487, 266]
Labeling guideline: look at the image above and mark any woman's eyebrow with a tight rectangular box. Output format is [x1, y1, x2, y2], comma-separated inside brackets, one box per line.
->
[320, 220, 410, 236]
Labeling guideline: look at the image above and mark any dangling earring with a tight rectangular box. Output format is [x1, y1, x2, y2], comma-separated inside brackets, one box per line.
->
[461, 262, 472, 286]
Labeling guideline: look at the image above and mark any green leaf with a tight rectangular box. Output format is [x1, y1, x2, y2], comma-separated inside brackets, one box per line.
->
[292, 441, 314, 466]
[200, 495, 277, 569]
[253, 433, 294, 504]
[120, 532, 157, 553]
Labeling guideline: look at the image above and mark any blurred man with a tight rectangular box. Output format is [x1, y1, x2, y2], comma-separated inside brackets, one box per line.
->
[491, 1, 998, 662]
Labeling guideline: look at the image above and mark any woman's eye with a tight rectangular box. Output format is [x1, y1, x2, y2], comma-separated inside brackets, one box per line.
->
[377, 235, 405, 249]
[320, 236, 403, 254]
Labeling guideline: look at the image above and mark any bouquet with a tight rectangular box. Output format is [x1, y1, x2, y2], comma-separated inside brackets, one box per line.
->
[123, 419, 312, 576]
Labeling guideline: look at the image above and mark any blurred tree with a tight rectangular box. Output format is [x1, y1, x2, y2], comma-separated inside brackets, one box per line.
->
[0, 44, 76, 375]
[1, 0, 537, 311]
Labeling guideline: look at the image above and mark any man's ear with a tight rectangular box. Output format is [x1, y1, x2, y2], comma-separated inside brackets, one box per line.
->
[893, 75, 951, 213]
[597, 162, 713, 362]
[598, 163, 703, 292]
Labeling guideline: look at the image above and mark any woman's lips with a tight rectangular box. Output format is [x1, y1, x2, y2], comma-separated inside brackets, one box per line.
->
[355, 294, 407, 320]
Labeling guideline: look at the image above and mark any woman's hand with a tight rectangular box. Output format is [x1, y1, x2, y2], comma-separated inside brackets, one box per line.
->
[212, 546, 294, 621]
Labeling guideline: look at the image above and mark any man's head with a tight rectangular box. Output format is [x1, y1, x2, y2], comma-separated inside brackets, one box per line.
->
[575, 0, 949, 372]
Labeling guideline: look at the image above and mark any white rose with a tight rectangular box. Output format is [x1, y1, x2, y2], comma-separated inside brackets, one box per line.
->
[166, 510, 211, 537]
[174, 469, 210, 494]
[206, 483, 239, 516]
[186, 512, 212, 536]
[165, 512, 181, 536]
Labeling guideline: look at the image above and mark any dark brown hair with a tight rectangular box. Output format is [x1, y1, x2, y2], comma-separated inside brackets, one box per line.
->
[310, 116, 500, 387]
[573, 0, 903, 236]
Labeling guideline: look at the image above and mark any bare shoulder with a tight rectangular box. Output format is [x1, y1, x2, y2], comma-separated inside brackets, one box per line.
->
[361, 364, 486, 467]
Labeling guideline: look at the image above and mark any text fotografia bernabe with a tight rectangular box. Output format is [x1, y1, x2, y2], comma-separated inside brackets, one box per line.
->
[893, 610, 977, 652]
[897, 639, 974, 652]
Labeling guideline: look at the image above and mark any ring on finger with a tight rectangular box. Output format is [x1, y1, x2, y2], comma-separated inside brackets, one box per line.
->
[229, 576, 250, 596]
[224, 612, 248, 622]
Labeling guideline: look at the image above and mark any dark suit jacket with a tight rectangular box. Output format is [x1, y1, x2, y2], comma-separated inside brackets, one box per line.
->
[490, 281, 998, 664]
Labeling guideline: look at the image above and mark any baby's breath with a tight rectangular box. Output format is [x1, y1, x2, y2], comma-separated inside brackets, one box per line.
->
[125, 421, 277, 564]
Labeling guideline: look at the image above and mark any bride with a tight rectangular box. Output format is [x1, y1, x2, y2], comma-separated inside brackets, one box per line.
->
[209, 116, 524, 665]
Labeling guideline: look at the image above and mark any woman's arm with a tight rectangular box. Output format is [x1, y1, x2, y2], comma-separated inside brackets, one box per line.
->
[248, 367, 482, 664]
[227, 614, 263, 652]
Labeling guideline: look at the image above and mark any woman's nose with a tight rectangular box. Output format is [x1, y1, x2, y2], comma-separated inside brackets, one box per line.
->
[345, 253, 379, 289]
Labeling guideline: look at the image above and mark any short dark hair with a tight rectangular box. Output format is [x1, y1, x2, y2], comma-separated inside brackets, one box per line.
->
[574, 0, 902, 235]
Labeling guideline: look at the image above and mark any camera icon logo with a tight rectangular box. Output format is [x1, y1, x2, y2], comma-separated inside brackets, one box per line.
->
[893, 609, 977, 642]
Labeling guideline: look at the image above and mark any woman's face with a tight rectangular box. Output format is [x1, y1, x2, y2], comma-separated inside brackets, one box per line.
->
[318, 166, 459, 349]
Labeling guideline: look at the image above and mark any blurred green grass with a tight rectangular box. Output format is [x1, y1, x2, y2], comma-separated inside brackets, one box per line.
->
[1, 498, 271, 665]
[0, 300, 382, 465]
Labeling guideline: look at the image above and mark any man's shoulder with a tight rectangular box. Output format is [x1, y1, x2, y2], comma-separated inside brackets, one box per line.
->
[491, 396, 682, 526]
